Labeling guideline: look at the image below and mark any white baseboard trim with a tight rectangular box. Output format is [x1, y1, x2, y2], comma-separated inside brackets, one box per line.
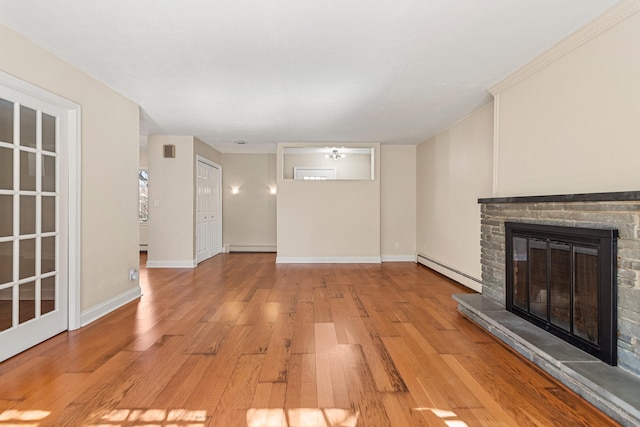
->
[276, 256, 382, 264]
[230, 244, 277, 252]
[416, 253, 482, 293]
[381, 255, 416, 262]
[80, 286, 142, 327]
[146, 259, 197, 268]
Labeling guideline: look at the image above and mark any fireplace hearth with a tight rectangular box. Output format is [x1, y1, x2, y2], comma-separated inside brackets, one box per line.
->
[505, 222, 617, 365]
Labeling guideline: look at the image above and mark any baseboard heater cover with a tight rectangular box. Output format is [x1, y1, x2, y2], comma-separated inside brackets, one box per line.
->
[417, 253, 482, 292]
[229, 244, 277, 253]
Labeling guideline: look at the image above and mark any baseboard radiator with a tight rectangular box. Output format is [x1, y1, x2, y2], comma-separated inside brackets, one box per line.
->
[416, 253, 482, 292]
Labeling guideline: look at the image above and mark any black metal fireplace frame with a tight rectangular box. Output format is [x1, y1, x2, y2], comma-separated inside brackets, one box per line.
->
[505, 222, 617, 365]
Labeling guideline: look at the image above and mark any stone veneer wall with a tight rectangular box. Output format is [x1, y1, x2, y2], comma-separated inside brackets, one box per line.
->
[480, 198, 640, 376]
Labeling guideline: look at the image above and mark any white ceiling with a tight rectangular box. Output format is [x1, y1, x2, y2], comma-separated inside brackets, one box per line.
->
[0, 0, 620, 153]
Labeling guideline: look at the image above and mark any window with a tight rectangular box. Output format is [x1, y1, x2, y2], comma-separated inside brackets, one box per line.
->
[138, 169, 148, 223]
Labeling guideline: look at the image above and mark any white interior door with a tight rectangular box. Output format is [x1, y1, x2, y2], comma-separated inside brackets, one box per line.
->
[0, 84, 71, 362]
[196, 158, 221, 264]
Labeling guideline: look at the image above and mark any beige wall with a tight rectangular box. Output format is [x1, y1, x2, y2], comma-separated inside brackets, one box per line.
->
[380, 145, 416, 260]
[222, 154, 277, 251]
[147, 136, 222, 266]
[0, 24, 140, 313]
[195, 138, 222, 165]
[277, 143, 381, 261]
[417, 103, 494, 290]
[492, 8, 640, 197]
[147, 135, 195, 265]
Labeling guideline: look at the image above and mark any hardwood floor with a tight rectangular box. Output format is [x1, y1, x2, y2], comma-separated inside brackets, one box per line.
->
[0, 253, 619, 426]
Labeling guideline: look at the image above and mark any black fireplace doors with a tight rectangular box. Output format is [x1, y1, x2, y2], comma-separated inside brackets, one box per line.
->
[505, 222, 617, 365]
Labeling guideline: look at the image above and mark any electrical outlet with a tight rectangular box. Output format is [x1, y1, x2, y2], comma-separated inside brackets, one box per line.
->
[394, 242, 399, 249]
[129, 268, 139, 281]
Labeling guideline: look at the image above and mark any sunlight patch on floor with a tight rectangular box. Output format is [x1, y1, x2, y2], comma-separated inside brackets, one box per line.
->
[413, 407, 469, 427]
[246, 408, 359, 427]
[0, 409, 50, 426]
[91, 408, 206, 425]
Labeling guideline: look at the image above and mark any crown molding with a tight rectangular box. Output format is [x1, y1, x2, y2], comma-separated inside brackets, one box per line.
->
[489, 0, 640, 95]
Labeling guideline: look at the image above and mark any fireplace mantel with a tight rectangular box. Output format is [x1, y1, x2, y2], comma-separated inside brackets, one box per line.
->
[478, 190, 640, 204]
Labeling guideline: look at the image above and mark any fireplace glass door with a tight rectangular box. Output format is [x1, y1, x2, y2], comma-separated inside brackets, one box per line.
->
[505, 223, 617, 365]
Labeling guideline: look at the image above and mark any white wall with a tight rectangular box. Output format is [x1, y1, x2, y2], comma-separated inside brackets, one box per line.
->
[491, 4, 640, 197]
[380, 145, 416, 261]
[0, 24, 140, 314]
[222, 154, 277, 251]
[147, 135, 195, 267]
[416, 103, 494, 291]
[276, 143, 381, 262]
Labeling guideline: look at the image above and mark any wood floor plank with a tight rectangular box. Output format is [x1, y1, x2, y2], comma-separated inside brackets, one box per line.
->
[314, 323, 349, 409]
[284, 353, 317, 410]
[0, 253, 620, 426]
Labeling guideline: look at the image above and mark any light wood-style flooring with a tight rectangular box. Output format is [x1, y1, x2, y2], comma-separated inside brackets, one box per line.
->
[0, 253, 618, 426]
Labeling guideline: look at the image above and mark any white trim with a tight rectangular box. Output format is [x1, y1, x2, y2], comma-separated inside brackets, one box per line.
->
[489, 0, 640, 95]
[276, 256, 381, 264]
[381, 255, 416, 262]
[229, 244, 277, 252]
[146, 259, 197, 268]
[417, 254, 482, 293]
[195, 155, 222, 263]
[0, 70, 82, 331]
[67, 103, 81, 330]
[491, 94, 500, 197]
[80, 286, 142, 327]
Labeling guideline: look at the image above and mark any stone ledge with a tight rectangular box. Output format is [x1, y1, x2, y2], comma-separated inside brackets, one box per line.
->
[453, 293, 640, 427]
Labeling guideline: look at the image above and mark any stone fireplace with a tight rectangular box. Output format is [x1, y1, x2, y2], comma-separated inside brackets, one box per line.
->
[478, 191, 640, 375]
[451, 191, 640, 425]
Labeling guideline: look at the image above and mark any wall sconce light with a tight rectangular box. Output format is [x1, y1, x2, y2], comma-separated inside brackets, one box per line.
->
[231, 186, 239, 195]
[269, 186, 277, 195]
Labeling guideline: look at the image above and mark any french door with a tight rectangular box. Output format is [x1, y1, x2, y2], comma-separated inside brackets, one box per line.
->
[196, 158, 221, 264]
[0, 75, 77, 362]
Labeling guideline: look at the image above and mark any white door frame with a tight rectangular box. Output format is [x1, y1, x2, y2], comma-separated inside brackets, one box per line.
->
[0, 70, 82, 331]
[195, 155, 222, 263]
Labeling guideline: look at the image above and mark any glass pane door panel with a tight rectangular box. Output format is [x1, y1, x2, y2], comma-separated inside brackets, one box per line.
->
[512, 237, 528, 310]
[0, 147, 12, 190]
[19, 106, 37, 148]
[19, 195, 36, 235]
[42, 155, 55, 192]
[0, 195, 12, 237]
[0, 98, 13, 144]
[0, 287, 12, 331]
[550, 242, 571, 331]
[20, 151, 36, 191]
[41, 276, 55, 315]
[41, 236, 55, 274]
[19, 239, 36, 280]
[42, 113, 56, 153]
[574, 246, 599, 344]
[0, 242, 12, 284]
[19, 281, 36, 324]
[42, 196, 55, 233]
[529, 239, 548, 319]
